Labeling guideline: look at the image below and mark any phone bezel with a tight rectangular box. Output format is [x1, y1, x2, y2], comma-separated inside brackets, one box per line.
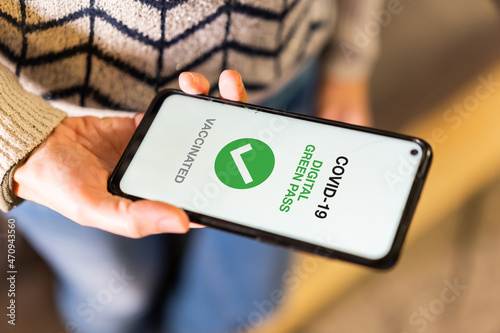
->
[108, 89, 432, 268]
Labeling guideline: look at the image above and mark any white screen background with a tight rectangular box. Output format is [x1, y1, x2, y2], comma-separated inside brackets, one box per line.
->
[120, 95, 423, 260]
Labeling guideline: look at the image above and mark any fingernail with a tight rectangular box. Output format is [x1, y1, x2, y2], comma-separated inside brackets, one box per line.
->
[180, 72, 195, 87]
[220, 78, 232, 92]
[188, 72, 198, 85]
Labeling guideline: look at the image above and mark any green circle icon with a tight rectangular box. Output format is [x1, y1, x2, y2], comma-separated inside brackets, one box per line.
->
[214, 138, 275, 189]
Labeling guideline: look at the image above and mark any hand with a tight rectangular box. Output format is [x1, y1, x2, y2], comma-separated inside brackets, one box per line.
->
[12, 70, 247, 238]
[316, 78, 372, 126]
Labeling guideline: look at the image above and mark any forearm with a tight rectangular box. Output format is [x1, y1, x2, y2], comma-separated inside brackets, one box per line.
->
[0, 64, 66, 212]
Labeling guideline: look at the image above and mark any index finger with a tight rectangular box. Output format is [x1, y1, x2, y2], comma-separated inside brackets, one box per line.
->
[179, 72, 210, 95]
[218, 70, 247, 102]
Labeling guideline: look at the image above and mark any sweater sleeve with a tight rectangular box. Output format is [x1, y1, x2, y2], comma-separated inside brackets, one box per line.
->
[323, 0, 386, 80]
[0, 64, 67, 212]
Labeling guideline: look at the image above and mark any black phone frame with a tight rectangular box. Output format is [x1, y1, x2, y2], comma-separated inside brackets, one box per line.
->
[108, 89, 432, 269]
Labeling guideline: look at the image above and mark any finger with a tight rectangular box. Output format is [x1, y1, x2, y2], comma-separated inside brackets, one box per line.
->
[77, 188, 191, 238]
[189, 222, 205, 228]
[134, 113, 144, 128]
[126, 199, 191, 236]
[218, 70, 247, 102]
[179, 72, 210, 95]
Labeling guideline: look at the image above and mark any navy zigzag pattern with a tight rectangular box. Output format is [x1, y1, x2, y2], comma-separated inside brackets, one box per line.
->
[1, 0, 300, 32]
[135, 0, 188, 12]
[16, 0, 27, 76]
[0, 0, 326, 109]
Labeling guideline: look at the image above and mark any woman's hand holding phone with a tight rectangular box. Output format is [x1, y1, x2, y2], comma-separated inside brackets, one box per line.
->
[12, 70, 248, 238]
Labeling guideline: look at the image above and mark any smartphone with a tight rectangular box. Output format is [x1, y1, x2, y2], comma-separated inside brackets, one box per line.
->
[108, 89, 432, 268]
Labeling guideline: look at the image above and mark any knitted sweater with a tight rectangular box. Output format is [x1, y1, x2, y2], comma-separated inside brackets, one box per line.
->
[0, 0, 381, 212]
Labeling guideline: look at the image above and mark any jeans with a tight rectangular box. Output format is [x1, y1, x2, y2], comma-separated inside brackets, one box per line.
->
[8, 59, 319, 333]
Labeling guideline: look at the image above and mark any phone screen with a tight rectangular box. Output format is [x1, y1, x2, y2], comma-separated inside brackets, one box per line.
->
[115, 92, 430, 264]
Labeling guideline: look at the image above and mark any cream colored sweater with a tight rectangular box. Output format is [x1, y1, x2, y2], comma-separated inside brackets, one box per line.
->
[0, 0, 382, 212]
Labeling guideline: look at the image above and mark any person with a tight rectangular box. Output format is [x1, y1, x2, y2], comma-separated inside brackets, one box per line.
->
[0, 1, 382, 332]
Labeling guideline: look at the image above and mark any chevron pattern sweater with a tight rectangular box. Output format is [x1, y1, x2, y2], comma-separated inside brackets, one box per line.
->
[0, 0, 381, 211]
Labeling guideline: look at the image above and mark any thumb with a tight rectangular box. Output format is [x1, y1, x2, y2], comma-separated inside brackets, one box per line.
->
[134, 113, 145, 128]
